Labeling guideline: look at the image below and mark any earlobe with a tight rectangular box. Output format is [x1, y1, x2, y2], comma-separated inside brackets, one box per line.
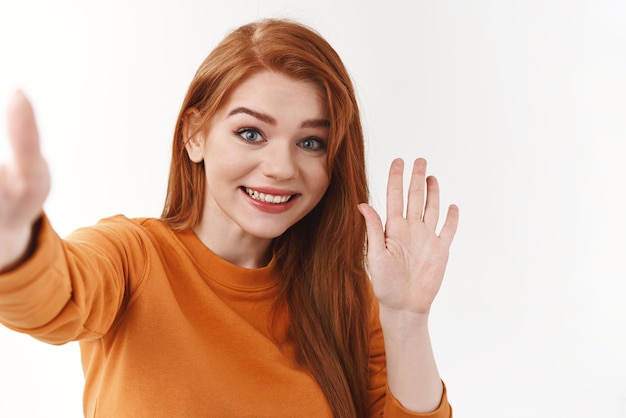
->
[183, 108, 205, 163]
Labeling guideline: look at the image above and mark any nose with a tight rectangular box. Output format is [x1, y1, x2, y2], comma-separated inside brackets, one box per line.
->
[261, 142, 298, 181]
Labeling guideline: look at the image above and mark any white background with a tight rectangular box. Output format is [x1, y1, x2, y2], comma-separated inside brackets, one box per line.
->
[1, 1, 625, 417]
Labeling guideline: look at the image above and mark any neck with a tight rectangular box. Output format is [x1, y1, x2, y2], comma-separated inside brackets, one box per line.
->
[192, 221, 272, 269]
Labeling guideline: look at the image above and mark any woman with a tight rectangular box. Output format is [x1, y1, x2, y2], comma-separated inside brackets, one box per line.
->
[0, 19, 458, 417]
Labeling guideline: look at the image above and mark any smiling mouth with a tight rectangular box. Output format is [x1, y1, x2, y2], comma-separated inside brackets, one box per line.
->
[243, 187, 295, 204]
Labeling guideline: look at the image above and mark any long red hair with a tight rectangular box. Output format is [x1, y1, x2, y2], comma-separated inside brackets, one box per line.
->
[161, 19, 371, 417]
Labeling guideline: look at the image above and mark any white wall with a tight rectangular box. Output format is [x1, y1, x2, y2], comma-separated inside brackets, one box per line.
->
[1, 1, 625, 416]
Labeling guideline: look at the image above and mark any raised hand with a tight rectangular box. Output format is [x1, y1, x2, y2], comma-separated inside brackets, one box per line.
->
[358, 158, 458, 316]
[358, 158, 458, 412]
[0, 91, 50, 270]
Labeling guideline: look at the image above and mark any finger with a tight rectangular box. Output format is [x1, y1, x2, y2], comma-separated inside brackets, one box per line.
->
[405, 158, 427, 222]
[422, 176, 440, 229]
[386, 158, 405, 220]
[357, 203, 386, 256]
[438, 204, 459, 247]
[7, 90, 41, 172]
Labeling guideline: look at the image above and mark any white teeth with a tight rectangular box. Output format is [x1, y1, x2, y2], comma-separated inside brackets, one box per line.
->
[245, 188, 292, 204]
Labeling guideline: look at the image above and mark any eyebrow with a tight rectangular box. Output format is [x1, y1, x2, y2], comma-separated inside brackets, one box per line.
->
[228, 106, 330, 129]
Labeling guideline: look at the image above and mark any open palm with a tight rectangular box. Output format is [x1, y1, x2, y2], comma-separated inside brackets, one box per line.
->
[358, 158, 458, 315]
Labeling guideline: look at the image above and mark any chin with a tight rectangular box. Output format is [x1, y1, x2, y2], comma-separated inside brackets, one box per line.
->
[243, 224, 291, 240]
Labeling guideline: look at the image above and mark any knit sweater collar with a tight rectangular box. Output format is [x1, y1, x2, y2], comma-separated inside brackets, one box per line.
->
[176, 229, 280, 291]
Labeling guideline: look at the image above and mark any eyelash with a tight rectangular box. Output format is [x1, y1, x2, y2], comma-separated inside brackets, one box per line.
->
[234, 128, 327, 151]
[235, 128, 265, 143]
[298, 138, 327, 151]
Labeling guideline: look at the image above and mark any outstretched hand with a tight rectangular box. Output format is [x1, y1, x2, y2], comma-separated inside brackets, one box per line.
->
[0, 91, 50, 269]
[358, 158, 458, 316]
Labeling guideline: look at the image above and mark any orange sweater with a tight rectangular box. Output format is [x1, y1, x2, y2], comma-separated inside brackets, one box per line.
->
[0, 215, 451, 417]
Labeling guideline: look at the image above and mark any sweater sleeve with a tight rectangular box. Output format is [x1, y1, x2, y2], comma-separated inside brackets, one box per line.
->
[0, 214, 150, 345]
[367, 301, 452, 418]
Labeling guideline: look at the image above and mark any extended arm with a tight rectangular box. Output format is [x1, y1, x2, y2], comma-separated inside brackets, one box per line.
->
[0, 92, 136, 344]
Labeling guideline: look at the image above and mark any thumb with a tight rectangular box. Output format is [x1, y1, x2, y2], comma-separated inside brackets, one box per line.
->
[357, 203, 385, 255]
[6, 90, 42, 172]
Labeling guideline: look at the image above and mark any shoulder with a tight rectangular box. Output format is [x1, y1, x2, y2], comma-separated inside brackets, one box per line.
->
[64, 215, 185, 261]
[67, 215, 172, 242]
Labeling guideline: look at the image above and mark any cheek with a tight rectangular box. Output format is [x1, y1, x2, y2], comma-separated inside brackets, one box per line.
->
[311, 163, 331, 194]
[202, 155, 242, 188]
[203, 141, 249, 174]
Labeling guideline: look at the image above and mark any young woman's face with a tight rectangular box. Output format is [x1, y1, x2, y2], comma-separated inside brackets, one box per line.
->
[186, 70, 331, 242]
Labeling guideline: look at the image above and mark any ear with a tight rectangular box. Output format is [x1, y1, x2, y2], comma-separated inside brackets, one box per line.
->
[183, 108, 205, 163]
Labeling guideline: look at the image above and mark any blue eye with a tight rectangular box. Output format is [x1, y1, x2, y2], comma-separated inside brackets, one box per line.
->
[236, 128, 264, 143]
[298, 138, 326, 151]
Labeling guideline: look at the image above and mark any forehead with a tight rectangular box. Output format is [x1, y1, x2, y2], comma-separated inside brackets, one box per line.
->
[221, 71, 328, 119]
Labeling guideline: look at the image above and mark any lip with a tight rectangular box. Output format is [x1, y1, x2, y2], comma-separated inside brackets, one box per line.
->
[240, 186, 300, 214]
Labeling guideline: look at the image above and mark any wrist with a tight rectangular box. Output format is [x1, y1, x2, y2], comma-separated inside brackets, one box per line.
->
[379, 307, 431, 339]
[0, 223, 36, 273]
[379, 305, 430, 325]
